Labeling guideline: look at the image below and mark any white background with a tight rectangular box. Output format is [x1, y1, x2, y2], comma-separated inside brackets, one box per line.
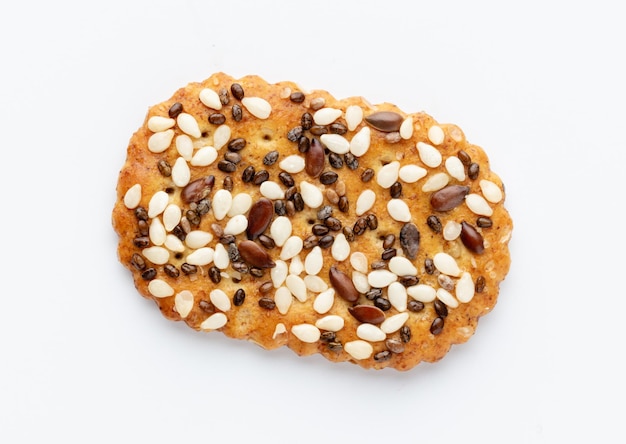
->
[1, 1, 624, 442]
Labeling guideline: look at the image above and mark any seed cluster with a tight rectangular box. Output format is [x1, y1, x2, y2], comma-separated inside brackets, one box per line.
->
[116, 73, 511, 370]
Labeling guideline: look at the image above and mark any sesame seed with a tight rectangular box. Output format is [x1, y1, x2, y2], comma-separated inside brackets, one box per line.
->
[200, 313, 227, 330]
[148, 279, 174, 298]
[148, 129, 174, 153]
[291, 324, 321, 343]
[241, 97, 272, 119]
[199, 88, 222, 110]
[123, 184, 142, 209]
[174, 290, 194, 318]
[416, 141, 442, 167]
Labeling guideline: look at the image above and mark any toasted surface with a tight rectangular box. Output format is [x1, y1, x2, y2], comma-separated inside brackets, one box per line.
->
[112, 72, 512, 371]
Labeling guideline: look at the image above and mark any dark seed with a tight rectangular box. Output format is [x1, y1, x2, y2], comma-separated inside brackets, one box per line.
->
[238, 240, 276, 268]
[297, 135, 310, 153]
[424, 258, 435, 274]
[181, 176, 215, 203]
[278, 172, 295, 187]
[381, 248, 397, 261]
[230, 83, 245, 100]
[386, 339, 405, 354]
[427, 215, 442, 233]
[390, 181, 402, 198]
[468, 162, 480, 180]
[157, 159, 172, 177]
[475, 276, 486, 293]
[218, 87, 229, 105]
[135, 207, 148, 221]
[328, 152, 343, 169]
[303, 235, 319, 249]
[285, 201, 296, 217]
[338, 196, 349, 213]
[274, 199, 286, 216]
[208, 113, 226, 125]
[241, 165, 255, 183]
[344, 153, 358, 170]
[219, 234, 236, 245]
[231, 261, 249, 274]
[374, 350, 392, 362]
[312, 224, 330, 236]
[434, 299, 448, 318]
[399, 275, 419, 287]
[250, 267, 264, 277]
[196, 199, 211, 216]
[365, 288, 383, 300]
[309, 125, 328, 136]
[382, 234, 396, 249]
[137, 220, 149, 236]
[457, 150, 471, 166]
[186, 209, 200, 226]
[301, 112, 313, 130]
[361, 168, 375, 182]
[287, 126, 303, 142]
[164, 264, 179, 278]
[130, 253, 146, 271]
[408, 300, 425, 312]
[328, 342, 343, 351]
[320, 331, 336, 342]
[318, 235, 334, 248]
[374, 297, 392, 311]
[224, 151, 241, 164]
[329, 267, 359, 302]
[476, 217, 493, 228]
[329, 123, 348, 135]
[284, 186, 297, 201]
[181, 263, 197, 275]
[399, 223, 420, 260]
[343, 226, 355, 242]
[133, 236, 150, 248]
[305, 138, 325, 178]
[258, 297, 276, 310]
[233, 289, 245, 306]
[227, 138, 247, 152]
[366, 214, 378, 230]
[259, 281, 273, 294]
[348, 305, 386, 324]
[364, 111, 404, 132]
[292, 193, 304, 212]
[228, 243, 241, 262]
[430, 185, 470, 212]
[290, 91, 305, 103]
[257, 234, 275, 249]
[353, 217, 368, 236]
[199, 300, 215, 313]
[371, 260, 387, 270]
[430, 317, 444, 335]
[325, 217, 342, 231]
[218, 160, 236, 173]
[460, 221, 485, 254]
[208, 266, 222, 284]
[400, 325, 412, 343]
[319, 171, 338, 184]
[168, 102, 183, 118]
[223, 176, 233, 191]
[253, 170, 270, 185]
[317, 205, 333, 220]
[141, 268, 156, 280]
[232, 104, 242, 121]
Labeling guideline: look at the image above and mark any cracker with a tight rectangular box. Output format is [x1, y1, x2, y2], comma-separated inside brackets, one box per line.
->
[112, 73, 512, 370]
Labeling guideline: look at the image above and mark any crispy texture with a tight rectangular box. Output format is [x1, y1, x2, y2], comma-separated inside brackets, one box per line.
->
[112, 73, 512, 371]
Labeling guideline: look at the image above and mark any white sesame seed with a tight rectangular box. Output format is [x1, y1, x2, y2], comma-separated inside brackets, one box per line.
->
[304, 246, 323, 275]
[388, 282, 408, 312]
[212, 124, 231, 150]
[376, 161, 400, 189]
[148, 129, 174, 153]
[320, 133, 350, 154]
[304, 275, 328, 293]
[227, 193, 253, 217]
[299, 181, 324, 209]
[213, 243, 230, 269]
[388, 256, 418, 276]
[344, 340, 373, 360]
[315, 314, 344, 332]
[427, 125, 445, 145]
[289, 255, 304, 275]
[171, 157, 191, 187]
[416, 141, 442, 167]
[380, 312, 409, 334]
[162, 204, 181, 231]
[274, 286, 293, 315]
[148, 279, 174, 298]
[185, 230, 213, 249]
[278, 155, 306, 174]
[280, 87, 291, 98]
[175, 135, 194, 160]
[148, 116, 175, 132]
[313, 288, 335, 314]
[271, 260, 288, 288]
[291, 324, 321, 343]
[210, 288, 231, 312]
[123, 184, 141, 209]
[421, 172, 450, 192]
[149, 217, 166, 246]
[212, 189, 232, 221]
[241, 97, 272, 119]
[259, 181, 285, 200]
[465, 193, 494, 216]
[331, 233, 350, 262]
[407, 284, 437, 302]
[174, 290, 194, 318]
[285, 274, 307, 302]
[367, 270, 398, 288]
[352, 271, 371, 294]
[349, 127, 371, 157]
[345, 105, 363, 131]
[479, 179, 503, 203]
[190, 146, 218, 167]
[445, 156, 466, 181]
[200, 312, 227, 330]
[270, 216, 292, 247]
[148, 190, 169, 218]
[357, 324, 386, 342]
[398, 164, 427, 183]
[164, 234, 185, 253]
[350, 252, 369, 274]
[443, 221, 462, 241]
[313, 107, 342, 125]
[355, 189, 376, 216]
[223, 214, 248, 236]
[177, 113, 201, 138]
[456, 272, 475, 303]
[280, 236, 304, 261]
[436, 288, 459, 308]
[400, 116, 414, 139]
[186, 247, 214, 266]
[387, 199, 412, 222]
[433, 252, 462, 277]
[199, 88, 222, 110]
[272, 323, 287, 339]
